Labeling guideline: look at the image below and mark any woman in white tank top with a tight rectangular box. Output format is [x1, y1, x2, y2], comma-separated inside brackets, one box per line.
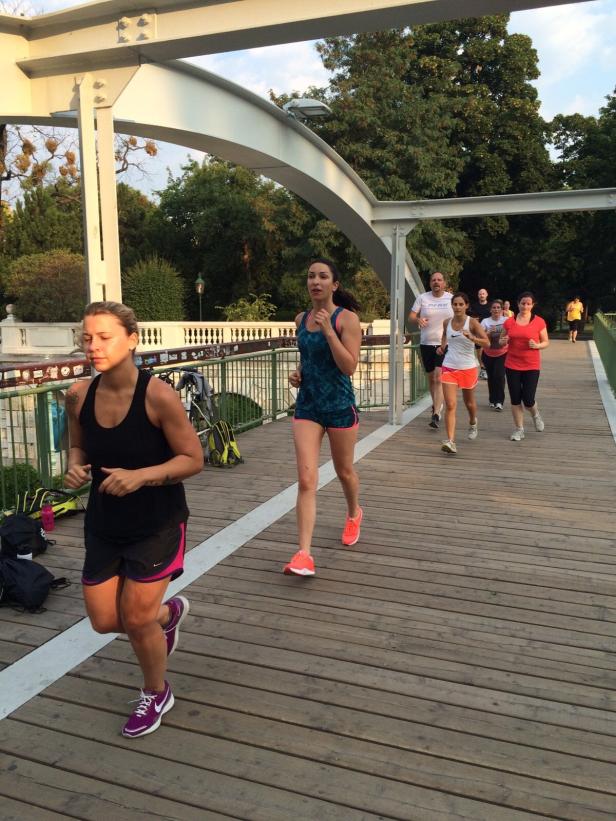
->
[436, 292, 490, 454]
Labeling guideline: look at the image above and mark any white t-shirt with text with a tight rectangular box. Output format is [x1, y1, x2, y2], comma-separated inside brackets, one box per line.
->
[411, 291, 454, 346]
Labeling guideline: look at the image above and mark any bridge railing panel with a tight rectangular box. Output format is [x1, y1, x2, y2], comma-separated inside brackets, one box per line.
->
[0, 339, 426, 511]
[593, 312, 616, 396]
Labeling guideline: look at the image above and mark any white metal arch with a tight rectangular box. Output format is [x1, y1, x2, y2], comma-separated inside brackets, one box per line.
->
[2, 59, 425, 303]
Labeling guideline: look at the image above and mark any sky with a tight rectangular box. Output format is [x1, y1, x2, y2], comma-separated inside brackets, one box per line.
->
[8, 0, 616, 193]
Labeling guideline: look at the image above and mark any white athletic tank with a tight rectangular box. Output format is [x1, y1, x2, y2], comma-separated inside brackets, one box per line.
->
[443, 316, 477, 370]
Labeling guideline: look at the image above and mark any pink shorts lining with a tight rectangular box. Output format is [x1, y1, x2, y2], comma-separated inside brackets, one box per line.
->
[140, 521, 186, 582]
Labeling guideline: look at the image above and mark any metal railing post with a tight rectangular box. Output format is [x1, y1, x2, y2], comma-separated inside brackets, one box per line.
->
[220, 359, 227, 419]
[271, 350, 278, 421]
[34, 393, 52, 486]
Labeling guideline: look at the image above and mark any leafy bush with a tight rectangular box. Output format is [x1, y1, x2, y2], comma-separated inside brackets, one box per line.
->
[0, 463, 41, 510]
[122, 255, 185, 321]
[5, 250, 86, 322]
[218, 392, 263, 431]
[219, 292, 277, 321]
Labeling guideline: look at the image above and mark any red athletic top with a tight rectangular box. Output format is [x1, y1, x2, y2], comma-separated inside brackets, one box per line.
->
[504, 315, 546, 371]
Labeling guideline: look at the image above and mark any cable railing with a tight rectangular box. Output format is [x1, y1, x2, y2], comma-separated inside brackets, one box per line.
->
[593, 312, 616, 396]
[0, 339, 426, 511]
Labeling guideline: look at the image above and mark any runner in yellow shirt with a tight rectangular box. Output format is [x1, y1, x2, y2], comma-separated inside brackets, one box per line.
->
[565, 297, 584, 343]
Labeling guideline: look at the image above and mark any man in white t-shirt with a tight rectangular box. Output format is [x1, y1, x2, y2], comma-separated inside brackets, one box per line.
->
[408, 271, 453, 429]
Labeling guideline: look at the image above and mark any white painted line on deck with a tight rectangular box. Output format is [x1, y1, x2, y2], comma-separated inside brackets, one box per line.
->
[589, 341, 616, 445]
[0, 396, 431, 720]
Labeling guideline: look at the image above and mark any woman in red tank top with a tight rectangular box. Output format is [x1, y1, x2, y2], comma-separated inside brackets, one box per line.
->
[502, 291, 550, 441]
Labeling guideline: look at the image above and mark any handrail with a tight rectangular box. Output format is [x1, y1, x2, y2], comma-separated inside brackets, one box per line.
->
[593, 312, 616, 396]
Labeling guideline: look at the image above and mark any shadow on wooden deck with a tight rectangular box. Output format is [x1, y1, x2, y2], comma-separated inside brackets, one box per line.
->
[1, 340, 615, 820]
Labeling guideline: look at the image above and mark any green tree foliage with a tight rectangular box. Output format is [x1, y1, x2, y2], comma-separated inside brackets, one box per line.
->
[220, 292, 277, 321]
[148, 158, 312, 318]
[406, 17, 557, 299]
[281, 20, 559, 301]
[549, 90, 616, 311]
[276, 29, 470, 287]
[314, 30, 462, 200]
[2, 184, 83, 259]
[351, 267, 389, 321]
[117, 183, 157, 269]
[5, 249, 86, 321]
[122, 255, 185, 321]
[409, 17, 554, 196]
[0, 179, 158, 296]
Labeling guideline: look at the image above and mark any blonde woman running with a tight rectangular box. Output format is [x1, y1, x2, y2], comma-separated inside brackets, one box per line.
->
[436, 292, 489, 454]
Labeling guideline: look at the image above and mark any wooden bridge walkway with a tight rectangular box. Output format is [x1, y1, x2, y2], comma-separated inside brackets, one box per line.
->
[1, 339, 615, 820]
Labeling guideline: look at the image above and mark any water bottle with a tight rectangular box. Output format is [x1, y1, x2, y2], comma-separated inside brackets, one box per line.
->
[41, 502, 55, 532]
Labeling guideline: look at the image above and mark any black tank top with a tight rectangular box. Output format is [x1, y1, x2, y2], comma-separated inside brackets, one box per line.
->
[79, 369, 188, 540]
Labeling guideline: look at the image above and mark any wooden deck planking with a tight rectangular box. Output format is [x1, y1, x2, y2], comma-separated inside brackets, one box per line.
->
[1, 340, 616, 818]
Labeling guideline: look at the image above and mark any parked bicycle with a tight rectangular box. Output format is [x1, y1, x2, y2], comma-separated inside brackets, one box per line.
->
[154, 368, 217, 455]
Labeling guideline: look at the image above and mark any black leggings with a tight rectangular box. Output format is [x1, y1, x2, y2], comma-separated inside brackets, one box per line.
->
[482, 353, 506, 405]
[506, 368, 540, 408]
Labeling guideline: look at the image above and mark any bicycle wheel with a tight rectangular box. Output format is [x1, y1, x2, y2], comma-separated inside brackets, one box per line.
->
[189, 406, 210, 462]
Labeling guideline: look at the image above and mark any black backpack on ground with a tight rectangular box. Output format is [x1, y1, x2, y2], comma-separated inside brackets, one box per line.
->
[0, 513, 52, 559]
[0, 556, 68, 612]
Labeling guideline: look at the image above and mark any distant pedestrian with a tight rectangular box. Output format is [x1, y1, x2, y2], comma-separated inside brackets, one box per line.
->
[480, 299, 509, 411]
[470, 288, 491, 379]
[565, 296, 584, 343]
[437, 292, 490, 454]
[408, 271, 453, 430]
[285, 258, 363, 578]
[502, 300, 514, 319]
[502, 292, 550, 441]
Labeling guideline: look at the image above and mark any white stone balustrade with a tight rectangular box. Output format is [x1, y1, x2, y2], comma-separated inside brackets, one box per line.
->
[0, 320, 302, 357]
[0, 319, 381, 357]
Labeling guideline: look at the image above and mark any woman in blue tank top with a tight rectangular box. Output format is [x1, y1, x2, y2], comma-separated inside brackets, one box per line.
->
[64, 302, 204, 738]
[283, 259, 363, 577]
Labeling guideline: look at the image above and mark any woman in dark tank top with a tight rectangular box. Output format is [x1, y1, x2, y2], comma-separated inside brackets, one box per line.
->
[65, 301, 203, 738]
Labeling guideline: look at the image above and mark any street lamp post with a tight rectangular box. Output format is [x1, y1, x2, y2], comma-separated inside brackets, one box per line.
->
[194, 274, 205, 321]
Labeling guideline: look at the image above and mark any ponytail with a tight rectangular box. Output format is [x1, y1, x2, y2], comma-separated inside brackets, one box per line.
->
[333, 287, 361, 313]
[311, 257, 361, 314]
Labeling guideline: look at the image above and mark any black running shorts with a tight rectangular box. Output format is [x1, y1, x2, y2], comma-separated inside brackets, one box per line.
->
[82, 521, 186, 585]
[420, 344, 445, 374]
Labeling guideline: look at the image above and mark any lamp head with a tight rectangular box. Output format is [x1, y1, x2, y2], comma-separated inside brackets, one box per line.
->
[282, 98, 332, 122]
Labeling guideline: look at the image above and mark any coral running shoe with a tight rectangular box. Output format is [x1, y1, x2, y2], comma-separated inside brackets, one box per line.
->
[121, 681, 174, 738]
[342, 507, 363, 546]
[163, 596, 190, 656]
[283, 550, 315, 576]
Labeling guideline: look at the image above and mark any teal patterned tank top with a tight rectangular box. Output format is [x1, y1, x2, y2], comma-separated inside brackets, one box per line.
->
[296, 307, 356, 414]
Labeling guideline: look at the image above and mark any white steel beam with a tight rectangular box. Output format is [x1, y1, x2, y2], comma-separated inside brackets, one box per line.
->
[388, 223, 416, 425]
[373, 188, 616, 225]
[97, 106, 122, 302]
[77, 74, 105, 303]
[3, 0, 593, 78]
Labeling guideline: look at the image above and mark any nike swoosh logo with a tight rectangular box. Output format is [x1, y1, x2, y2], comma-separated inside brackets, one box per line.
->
[154, 697, 166, 714]
[152, 562, 163, 567]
